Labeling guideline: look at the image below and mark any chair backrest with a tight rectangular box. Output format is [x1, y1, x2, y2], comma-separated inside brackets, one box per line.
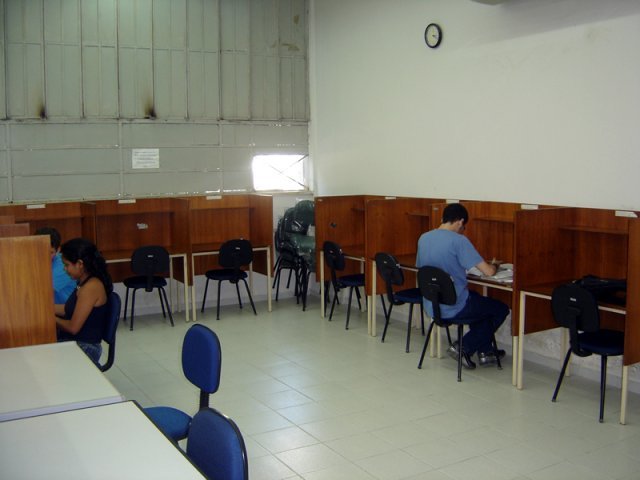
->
[100, 291, 121, 372]
[182, 324, 222, 409]
[375, 252, 405, 304]
[417, 266, 457, 321]
[552, 284, 600, 357]
[186, 408, 248, 480]
[130, 245, 170, 291]
[219, 239, 253, 272]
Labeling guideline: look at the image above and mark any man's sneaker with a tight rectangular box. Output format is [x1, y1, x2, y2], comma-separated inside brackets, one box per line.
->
[478, 349, 506, 367]
[446, 342, 476, 370]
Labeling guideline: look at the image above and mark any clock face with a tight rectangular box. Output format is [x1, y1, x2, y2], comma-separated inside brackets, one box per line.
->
[424, 23, 442, 48]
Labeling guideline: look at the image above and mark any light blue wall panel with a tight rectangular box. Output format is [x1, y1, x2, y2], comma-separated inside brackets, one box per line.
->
[81, 0, 118, 117]
[10, 123, 119, 148]
[122, 147, 221, 172]
[124, 171, 222, 196]
[12, 173, 121, 201]
[0, 0, 5, 120]
[11, 149, 119, 175]
[120, 123, 219, 147]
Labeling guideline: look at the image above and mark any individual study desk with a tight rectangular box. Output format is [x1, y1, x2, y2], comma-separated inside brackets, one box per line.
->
[0, 342, 123, 422]
[190, 244, 272, 322]
[0, 401, 205, 479]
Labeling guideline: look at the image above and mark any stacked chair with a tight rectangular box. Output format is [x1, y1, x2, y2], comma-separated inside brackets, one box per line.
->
[272, 200, 315, 310]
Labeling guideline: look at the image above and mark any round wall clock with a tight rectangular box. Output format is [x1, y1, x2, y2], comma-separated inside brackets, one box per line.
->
[424, 23, 442, 48]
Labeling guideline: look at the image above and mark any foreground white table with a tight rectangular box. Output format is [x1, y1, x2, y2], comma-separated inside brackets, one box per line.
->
[0, 342, 123, 422]
[0, 401, 205, 479]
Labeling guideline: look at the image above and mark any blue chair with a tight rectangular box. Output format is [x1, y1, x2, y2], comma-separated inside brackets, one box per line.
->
[323, 241, 365, 329]
[551, 284, 624, 423]
[123, 245, 174, 331]
[99, 291, 121, 372]
[186, 408, 248, 480]
[201, 239, 257, 320]
[145, 324, 222, 441]
[375, 252, 426, 353]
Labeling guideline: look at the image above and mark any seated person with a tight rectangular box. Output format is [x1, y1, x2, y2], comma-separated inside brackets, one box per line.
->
[55, 238, 112, 365]
[35, 227, 76, 304]
[416, 203, 509, 369]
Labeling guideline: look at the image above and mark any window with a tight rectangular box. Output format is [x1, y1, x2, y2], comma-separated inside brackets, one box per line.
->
[252, 154, 308, 191]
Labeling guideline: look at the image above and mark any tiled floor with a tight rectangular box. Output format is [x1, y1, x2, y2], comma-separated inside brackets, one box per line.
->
[105, 294, 640, 480]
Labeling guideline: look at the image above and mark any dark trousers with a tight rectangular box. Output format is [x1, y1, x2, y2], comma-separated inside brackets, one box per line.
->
[447, 291, 509, 355]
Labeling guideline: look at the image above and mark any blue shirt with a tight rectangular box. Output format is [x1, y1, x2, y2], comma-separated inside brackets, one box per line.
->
[416, 229, 483, 318]
[52, 253, 76, 304]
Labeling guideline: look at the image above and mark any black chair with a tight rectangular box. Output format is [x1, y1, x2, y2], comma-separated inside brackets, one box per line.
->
[201, 239, 257, 320]
[123, 245, 174, 331]
[323, 241, 365, 329]
[145, 324, 222, 441]
[99, 291, 121, 372]
[186, 408, 248, 480]
[375, 252, 426, 353]
[551, 284, 624, 422]
[416, 266, 501, 382]
[273, 243, 301, 301]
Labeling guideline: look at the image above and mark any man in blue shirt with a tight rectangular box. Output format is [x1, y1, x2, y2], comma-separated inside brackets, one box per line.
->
[35, 227, 76, 304]
[416, 203, 509, 369]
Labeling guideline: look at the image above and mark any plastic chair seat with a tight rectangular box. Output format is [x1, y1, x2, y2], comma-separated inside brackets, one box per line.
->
[123, 275, 168, 289]
[338, 273, 365, 287]
[578, 330, 624, 356]
[393, 287, 421, 304]
[146, 406, 191, 441]
[205, 269, 248, 282]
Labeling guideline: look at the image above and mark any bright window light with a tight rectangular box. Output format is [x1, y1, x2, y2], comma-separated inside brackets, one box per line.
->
[252, 154, 307, 191]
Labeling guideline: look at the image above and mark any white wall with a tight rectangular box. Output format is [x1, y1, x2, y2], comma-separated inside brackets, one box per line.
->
[309, 0, 640, 210]
[309, 0, 640, 391]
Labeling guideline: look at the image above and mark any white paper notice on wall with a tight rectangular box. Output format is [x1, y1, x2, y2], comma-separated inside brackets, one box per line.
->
[132, 149, 160, 169]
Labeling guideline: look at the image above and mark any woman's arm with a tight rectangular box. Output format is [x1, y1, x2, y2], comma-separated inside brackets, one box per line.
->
[54, 303, 66, 317]
[56, 279, 106, 335]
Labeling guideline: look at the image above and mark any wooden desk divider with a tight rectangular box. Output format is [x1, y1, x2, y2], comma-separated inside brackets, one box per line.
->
[0, 235, 55, 348]
[93, 198, 190, 283]
[0, 201, 97, 244]
[186, 194, 273, 278]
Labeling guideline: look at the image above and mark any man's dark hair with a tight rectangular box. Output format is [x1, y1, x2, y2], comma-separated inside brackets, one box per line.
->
[35, 226, 62, 250]
[442, 203, 469, 225]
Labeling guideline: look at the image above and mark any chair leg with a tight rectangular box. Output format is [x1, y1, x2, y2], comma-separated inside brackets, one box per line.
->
[420, 304, 425, 336]
[241, 278, 257, 315]
[123, 287, 130, 323]
[381, 299, 392, 343]
[552, 348, 572, 402]
[406, 304, 414, 353]
[159, 287, 174, 327]
[328, 287, 339, 321]
[158, 289, 167, 318]
[354, 287, 362, 310]
[345, 286, 355, 330]
[274, 267, 282, 301]
[457, 325, 463, 382]
[130, 289, 137, 331]
[201, 278, 210, 313]
[418, 321, 436, 369]
[235, 282, 243, 309]
[599, 355, 608, 423]
[216, 280, 222, 320]
[492, 335, 502, 370]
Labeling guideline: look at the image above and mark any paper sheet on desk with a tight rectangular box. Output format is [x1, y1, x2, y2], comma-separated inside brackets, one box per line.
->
[467, 264, 514, 283]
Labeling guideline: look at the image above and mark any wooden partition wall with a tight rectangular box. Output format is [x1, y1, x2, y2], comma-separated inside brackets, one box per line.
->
[94, 198, 190, 283]
[0, 202, 96, 244]
[187, 194, 273, 278]
[0, 236, 55, 348]
[365, 197, 444, 296]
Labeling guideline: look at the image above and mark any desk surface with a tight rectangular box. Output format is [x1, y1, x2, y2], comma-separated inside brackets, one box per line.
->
[0, 342, 123, 422]
[0, 401, 205, 479]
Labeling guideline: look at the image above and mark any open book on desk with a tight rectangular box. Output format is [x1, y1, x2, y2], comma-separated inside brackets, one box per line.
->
[467, 263, 514, 284]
